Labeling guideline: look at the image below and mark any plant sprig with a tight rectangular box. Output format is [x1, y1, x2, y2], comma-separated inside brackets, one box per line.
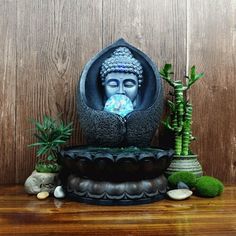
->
[28, 115, 73, 172]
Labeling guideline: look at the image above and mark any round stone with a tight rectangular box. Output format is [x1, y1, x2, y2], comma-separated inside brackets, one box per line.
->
[167, 189, 193, 200]
[177, 181, 190, 189]
[37, 191, 49, 200]
[54, 186, 66, 199]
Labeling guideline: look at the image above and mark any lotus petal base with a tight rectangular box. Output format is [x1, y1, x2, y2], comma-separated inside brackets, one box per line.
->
[64, 175, 167, 205]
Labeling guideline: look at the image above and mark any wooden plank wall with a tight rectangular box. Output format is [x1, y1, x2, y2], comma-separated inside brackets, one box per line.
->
[0, 0, 235, 184]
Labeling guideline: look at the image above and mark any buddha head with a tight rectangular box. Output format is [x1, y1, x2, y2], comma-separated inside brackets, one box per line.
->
[100, 47, 143, 115]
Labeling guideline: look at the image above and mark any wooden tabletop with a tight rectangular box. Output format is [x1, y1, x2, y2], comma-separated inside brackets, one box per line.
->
[0, 185, 236, 235]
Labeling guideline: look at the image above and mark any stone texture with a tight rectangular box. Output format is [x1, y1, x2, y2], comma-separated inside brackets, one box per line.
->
[24, 170, 58, 194]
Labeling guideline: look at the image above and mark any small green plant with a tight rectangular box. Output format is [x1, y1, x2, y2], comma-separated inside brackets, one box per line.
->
[28, 115, 73, 173]
[160, 64, 204, 156]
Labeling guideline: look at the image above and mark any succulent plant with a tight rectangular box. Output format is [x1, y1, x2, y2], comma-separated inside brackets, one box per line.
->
[160, 64, 204, 156]
[28, 115, 73, 173]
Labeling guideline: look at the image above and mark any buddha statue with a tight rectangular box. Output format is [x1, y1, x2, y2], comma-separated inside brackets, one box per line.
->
[76, 39, 164, 147]
[59, 39, 174, 205]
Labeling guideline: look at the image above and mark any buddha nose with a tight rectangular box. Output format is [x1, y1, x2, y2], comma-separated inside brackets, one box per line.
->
[118, 84, 125, 95]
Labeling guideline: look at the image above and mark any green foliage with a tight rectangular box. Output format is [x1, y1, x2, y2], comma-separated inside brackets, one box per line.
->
[35, 162, 61, 173]
[160, 64, 204, 156]
[168, 171, 197, 189]
[195, 176, 224, 197]
[28, 115, 73, 173]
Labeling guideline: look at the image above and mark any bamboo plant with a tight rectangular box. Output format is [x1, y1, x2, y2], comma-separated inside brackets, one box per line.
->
[28, 115, 73, 173]
[160, 64, 204, 156]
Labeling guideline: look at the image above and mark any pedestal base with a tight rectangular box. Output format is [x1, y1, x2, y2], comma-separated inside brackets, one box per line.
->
[63, 174, 168, 205]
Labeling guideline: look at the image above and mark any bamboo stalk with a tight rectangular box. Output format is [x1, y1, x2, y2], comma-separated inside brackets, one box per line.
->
[160, 64, 204, 157]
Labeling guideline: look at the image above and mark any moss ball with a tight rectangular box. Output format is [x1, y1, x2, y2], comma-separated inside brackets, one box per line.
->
[195, 176, 224, 197]
[168, 171, 197, 189]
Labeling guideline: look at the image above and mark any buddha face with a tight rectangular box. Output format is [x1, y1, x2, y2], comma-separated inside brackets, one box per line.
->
[104, 72, 138, 102]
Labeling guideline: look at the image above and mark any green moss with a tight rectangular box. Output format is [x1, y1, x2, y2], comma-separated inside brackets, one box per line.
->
[168, 171, 197, 188]
[195, 176, 224, 197]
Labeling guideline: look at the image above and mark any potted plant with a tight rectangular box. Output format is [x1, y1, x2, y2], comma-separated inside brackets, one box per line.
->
[24, 115, 73, 195]
[160, 64, 204, 177]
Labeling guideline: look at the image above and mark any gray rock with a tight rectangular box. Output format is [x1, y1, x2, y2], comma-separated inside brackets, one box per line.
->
[24, 170, 58, 194]
[177, 181, 190, 189]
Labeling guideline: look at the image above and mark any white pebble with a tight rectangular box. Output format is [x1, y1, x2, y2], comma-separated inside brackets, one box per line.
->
[167, 189, 193, 200]
[54, 186, 66, 199]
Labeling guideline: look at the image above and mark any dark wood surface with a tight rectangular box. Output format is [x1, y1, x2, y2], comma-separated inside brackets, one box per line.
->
[0, 185, 236, 235]
[0, 0, 236, 184]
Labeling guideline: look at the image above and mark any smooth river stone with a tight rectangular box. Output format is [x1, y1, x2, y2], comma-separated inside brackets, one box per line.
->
[54, 186, 66, 199]
[37, 191, 49, 200]
[167, 189, 193, 200]
[177, 181, 190, 189]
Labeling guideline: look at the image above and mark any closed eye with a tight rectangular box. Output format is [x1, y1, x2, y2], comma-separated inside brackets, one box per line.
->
[106, 79, 118, 87]
[124, 79, 136, 88]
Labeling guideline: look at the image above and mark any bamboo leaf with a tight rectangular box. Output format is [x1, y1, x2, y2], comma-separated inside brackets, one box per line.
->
[35, 122, 45, 131]
[160, 64, 175, 87]
[36, 146, 49, 156]
[167, 100, 176, 112]
[28, 142, 45, 147]
[33, 133, 47, 142]
[187, 66, 204, 88]
[162, 116, 174, 131]
[53, 140, 66, 144]
[191, 65, 196, 79]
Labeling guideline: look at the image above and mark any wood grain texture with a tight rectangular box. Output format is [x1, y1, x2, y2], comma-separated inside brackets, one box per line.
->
[0, 0, 235, 184]
[0, 0, 17, 184]
[103, 0, 187, 74]
[0, 185, 236, 235]
[187, 0, 236, 183]
[103, 0, 187, 146]
[15, 0, 102, 183]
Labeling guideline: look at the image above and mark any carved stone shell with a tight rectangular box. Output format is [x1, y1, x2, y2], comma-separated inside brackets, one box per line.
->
[77, 39, 163, 147]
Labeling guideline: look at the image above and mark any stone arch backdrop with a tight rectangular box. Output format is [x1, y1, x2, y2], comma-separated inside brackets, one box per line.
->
[0, 0, 235, 184]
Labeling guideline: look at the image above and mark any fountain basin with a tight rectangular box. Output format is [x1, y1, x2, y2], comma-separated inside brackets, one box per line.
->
[59, 146, 173, 182]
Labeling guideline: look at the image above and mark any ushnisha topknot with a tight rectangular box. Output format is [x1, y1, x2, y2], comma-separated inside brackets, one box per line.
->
[100, 47, 143, 87]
